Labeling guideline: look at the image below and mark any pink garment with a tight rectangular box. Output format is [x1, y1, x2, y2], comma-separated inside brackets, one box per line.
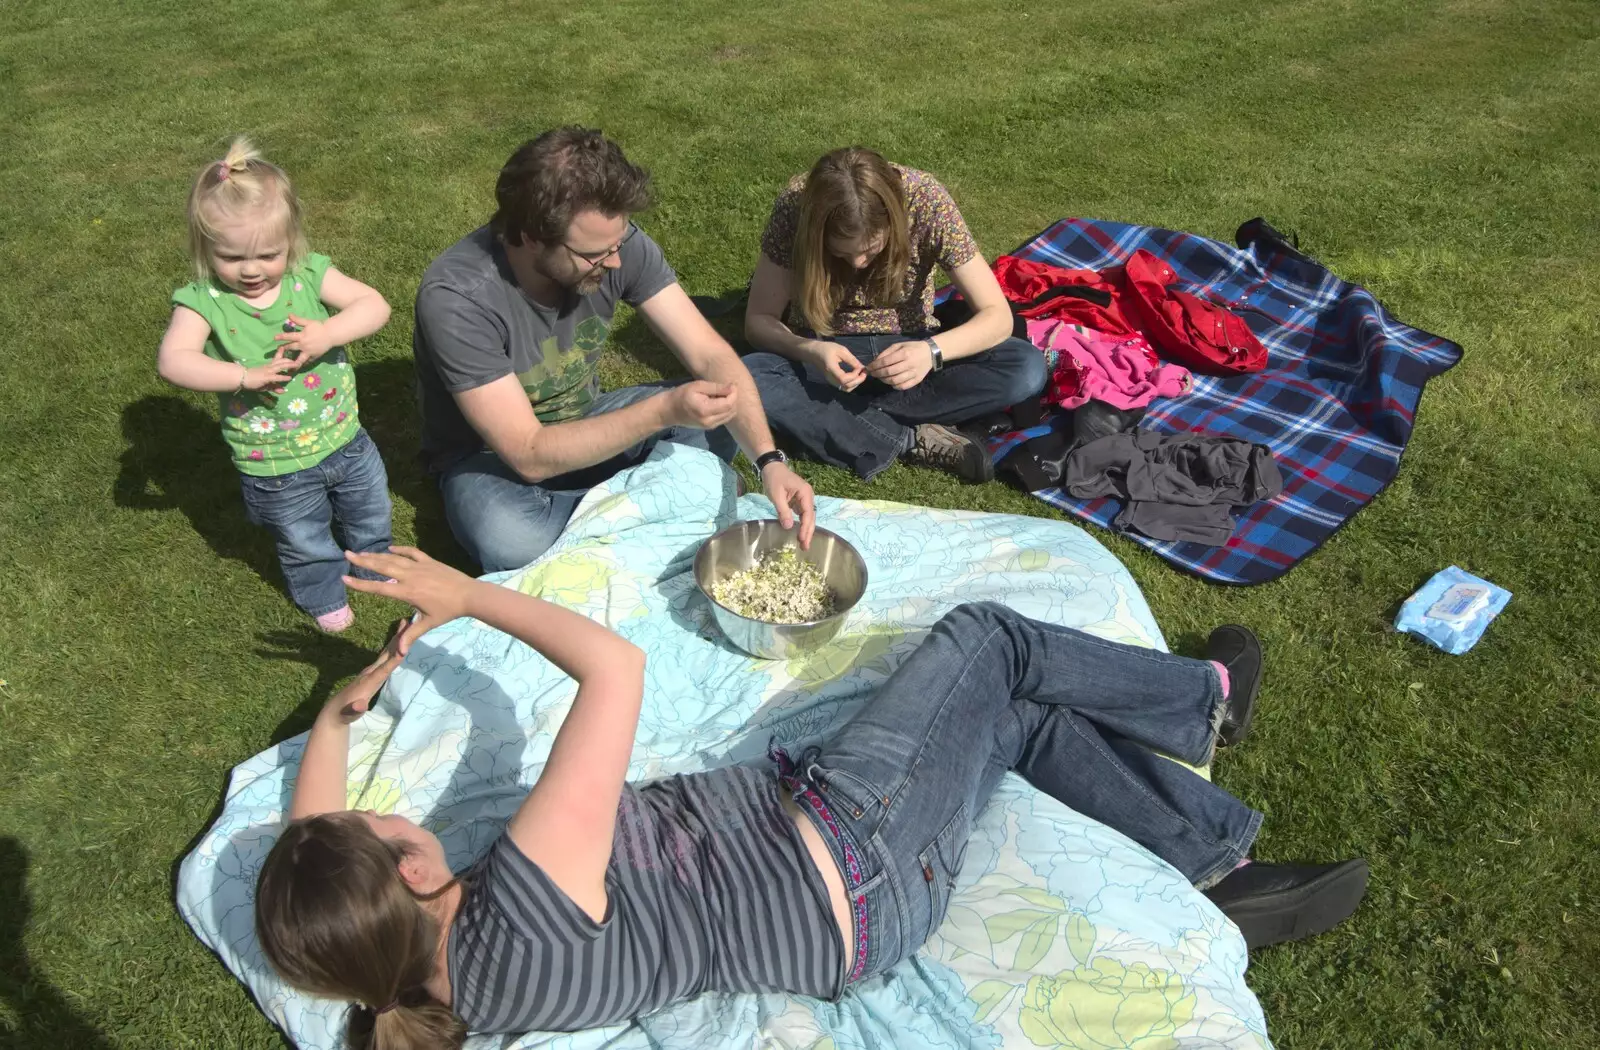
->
[1028, 319, 1194, 411]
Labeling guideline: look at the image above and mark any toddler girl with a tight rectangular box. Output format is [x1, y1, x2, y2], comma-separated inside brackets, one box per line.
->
[157, 138, 394, 632]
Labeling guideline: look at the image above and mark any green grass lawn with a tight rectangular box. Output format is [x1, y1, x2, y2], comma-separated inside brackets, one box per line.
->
[3, 0, 1599, 1046]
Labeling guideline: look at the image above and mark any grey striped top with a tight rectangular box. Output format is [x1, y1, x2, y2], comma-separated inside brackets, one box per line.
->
[447, 767, 844, 1033]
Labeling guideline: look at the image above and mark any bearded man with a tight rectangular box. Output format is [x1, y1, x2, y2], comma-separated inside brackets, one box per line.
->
[413, 127, 814, 570]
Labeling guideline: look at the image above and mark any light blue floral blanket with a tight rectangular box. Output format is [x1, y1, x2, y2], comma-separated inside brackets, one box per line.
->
[177, 444, 1273, 1050]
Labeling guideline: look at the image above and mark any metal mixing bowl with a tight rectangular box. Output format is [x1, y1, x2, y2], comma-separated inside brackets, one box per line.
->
[693, 520, 868, 659]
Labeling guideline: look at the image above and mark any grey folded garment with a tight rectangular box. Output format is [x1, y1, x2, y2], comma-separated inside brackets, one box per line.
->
[1065, 430, 1284, 546]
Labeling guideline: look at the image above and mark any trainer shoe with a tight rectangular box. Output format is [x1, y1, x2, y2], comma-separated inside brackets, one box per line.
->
[1205, 859, 1369, 949]
[1208, 624, 1262, 747]
[904, 424, 994, 484]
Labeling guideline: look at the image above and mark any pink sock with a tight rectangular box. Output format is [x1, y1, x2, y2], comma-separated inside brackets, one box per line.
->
[1234, 857, 1251, 871]
[1209, 660, 1231, 698]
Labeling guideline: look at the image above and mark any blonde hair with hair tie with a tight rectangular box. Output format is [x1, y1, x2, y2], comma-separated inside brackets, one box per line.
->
[185, 137, 308, 282]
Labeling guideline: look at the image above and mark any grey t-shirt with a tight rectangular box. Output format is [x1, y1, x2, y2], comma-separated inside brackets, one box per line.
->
[412, 225, 677, 473]
[448, 767, 844, 1033]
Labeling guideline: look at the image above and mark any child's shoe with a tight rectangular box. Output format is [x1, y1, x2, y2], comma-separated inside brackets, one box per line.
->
[316, 605, 355, 633]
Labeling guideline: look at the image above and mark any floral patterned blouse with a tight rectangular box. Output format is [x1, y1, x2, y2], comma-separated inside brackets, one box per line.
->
[759, 165, 980, 335]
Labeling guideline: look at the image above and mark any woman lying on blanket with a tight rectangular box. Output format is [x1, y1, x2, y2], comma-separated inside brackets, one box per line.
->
[741, 147, 1048, 485]
[256, 546, 1369, 1048]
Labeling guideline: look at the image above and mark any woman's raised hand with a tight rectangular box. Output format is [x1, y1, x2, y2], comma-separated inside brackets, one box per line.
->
[344, 547, 477, 648]
[327, 644, 404, 724]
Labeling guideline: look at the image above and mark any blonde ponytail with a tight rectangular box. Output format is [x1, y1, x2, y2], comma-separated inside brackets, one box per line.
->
[185, 136, 308, 282]
[218, 137, 262, 180]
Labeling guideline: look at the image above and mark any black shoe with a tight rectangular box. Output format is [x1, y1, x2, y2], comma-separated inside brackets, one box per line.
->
[1207, 624, 1262, 747]
[1205, 859, 1369, 949]
[1072, 400, 1145, 444]
[904, 423, 995, 483]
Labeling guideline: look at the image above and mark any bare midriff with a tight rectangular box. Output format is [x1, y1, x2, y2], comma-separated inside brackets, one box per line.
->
[780, 795, 855, 973]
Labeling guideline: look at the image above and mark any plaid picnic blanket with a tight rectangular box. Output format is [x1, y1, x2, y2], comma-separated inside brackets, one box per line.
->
[980, 217, 1462, 585]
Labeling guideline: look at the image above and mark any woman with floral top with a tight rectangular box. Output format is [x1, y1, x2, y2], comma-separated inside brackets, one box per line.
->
[743, 148, 1046, 484]
[157, 138, 394, 632]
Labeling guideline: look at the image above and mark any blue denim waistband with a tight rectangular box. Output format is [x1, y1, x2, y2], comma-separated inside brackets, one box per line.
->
[770, 743, 871, 988]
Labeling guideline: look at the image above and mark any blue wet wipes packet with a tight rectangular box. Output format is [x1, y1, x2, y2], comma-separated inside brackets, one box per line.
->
[1394, 566, 1511, 654]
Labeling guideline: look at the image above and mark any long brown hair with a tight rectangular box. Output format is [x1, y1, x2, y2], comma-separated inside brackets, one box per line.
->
[791, 147, 910, 336]
[255, 813, 467, 1050]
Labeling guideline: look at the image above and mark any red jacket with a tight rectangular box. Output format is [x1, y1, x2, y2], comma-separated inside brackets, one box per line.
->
[994, 250, 1268, 375]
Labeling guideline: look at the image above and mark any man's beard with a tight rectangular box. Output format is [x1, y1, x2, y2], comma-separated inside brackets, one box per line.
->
[532, 253, 604, 297]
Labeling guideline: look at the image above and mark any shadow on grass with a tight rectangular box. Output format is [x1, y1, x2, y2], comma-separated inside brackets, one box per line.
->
[257, 623, 397, 745]
[114, 395, 282, 586]
[115, 375, 472, 606]
[0, 838, 116, 1050]
[348, 358, 471, 571]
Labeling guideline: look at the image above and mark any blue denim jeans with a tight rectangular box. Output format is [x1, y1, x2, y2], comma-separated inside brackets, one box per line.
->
[744, 335, 1047, 479]
[238, 428, 394, 617]
[785, 603, 1261, 991]
[440, 382, 739, 572]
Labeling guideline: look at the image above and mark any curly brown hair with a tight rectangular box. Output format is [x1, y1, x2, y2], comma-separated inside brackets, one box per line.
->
[491, 127, 653, 247]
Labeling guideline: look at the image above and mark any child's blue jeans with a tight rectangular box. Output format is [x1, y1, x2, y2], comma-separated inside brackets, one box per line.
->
[238, 428, 393, 616]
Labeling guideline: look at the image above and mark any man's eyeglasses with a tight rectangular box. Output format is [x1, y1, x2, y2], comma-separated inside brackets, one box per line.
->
[562, 222, 638, 276]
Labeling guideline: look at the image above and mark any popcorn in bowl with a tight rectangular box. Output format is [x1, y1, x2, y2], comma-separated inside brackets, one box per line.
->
[710, 547, 837, 624]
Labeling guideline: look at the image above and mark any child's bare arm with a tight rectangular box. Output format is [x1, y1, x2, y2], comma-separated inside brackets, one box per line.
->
[157, 305, 295, 393]
[274, 268, 391, 365]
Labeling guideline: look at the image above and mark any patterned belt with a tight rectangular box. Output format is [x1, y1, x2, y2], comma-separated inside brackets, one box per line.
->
[770, 743, 871, 984]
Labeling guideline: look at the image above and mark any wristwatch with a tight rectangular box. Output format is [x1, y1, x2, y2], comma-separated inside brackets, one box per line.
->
[926, 336, 945, 372]
[754, 449, 789, 471]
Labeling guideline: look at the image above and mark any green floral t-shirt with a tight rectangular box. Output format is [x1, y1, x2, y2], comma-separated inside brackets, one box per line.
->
[172, 253, 361, 477]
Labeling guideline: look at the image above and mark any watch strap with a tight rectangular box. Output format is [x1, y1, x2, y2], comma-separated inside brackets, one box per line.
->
[754, 449, 789, 471]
